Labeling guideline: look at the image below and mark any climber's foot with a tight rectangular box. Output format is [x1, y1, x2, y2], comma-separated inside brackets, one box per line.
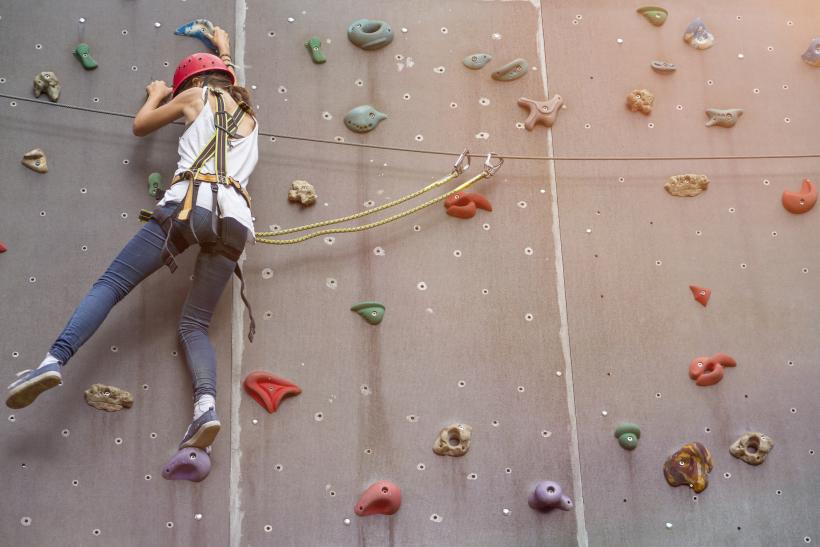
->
[6, 364, 62, 409]
[179, 407, 220, 449]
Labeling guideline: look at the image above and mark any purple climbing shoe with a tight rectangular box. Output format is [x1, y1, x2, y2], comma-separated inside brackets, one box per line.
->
[5, 363, 62, 409]
[179, 407, 220, 449]
[162, 447, 212, 482]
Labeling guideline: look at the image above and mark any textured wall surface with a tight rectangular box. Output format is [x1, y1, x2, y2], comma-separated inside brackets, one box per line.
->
[1, 1, 818, 546]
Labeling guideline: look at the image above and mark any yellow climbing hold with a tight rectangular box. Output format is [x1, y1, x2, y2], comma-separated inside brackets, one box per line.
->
[637, 6, 668, 26]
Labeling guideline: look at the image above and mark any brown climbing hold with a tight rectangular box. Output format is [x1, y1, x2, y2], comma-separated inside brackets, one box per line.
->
[689, 353, 736, 386]
[665, 174, 709, 197]
[664, 442, 713, 493]
[689, 285, 711, 307]
[444, 192, 492, 219]
[433, 423, 472, 457]
[21, 149, 48, 173]
[355, 480, 402, 516]
[782, 178, 816, 214]
[517, 95, 564, 130]
[730, 432, 774, 465]
[84, 384, 133, 411]
[626, 89, 654, 115]
[243, 371, 301, 413]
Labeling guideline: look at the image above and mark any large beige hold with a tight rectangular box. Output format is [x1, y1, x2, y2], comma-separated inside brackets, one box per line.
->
[288, 180, 317, 206]
[665, 174, 709, 197]
[432, 423, 472, 457]
[21, 148, 48, 173]
[84, 383, 134, 411]
[730, 432, 774, 465]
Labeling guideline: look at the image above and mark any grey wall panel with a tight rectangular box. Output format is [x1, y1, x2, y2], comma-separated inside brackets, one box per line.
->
[543, 1, 819, 546]
[1, 1, 236, 546]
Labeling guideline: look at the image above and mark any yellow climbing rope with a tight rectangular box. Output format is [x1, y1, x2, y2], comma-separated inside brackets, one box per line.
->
[254, 150, 503, 245]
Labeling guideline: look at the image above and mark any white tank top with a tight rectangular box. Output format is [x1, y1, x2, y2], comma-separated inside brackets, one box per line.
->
[157, 85, 259, 241]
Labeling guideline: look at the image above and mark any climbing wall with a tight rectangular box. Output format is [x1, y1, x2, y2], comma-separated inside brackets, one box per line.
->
[1, 1, 818, 547]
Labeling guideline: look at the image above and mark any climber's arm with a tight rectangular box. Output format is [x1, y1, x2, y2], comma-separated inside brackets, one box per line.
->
[133, 84, 199, 137]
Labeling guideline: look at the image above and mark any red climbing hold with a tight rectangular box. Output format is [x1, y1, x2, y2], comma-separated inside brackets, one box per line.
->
[355, 480, 402, 516]
[444, 192, 492, 219]
[782, 178, 817, 214]
[689, 285, 711, 307]
[0, 241, 6, 253]
[243, 371, 302, 413]
[689, 353, 736, 386]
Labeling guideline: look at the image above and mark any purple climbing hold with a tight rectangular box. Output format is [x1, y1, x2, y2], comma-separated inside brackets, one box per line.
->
[528, 480, 574, 512]
[161, 447, 211, 482]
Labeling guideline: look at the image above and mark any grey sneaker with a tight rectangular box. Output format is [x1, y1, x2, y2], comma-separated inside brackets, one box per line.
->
[179, 407, 221, 449]
[6, 363, 62, 409]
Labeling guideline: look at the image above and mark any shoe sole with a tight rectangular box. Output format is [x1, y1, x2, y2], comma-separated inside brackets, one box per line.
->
[5, 371, 62, 409]
[180, 420, 221, 449]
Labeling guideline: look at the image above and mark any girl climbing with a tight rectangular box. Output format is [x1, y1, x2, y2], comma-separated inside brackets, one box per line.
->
[6, 27, 259, 452]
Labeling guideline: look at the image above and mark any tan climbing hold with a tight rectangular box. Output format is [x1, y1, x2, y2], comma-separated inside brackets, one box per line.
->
[84, 383, 133, 411]
[288, 180, 317, 206]
[432, 423, 472, 457]
[730, 432, 774, 465]
[626, 89, 654, 115]
[33, 71, 60, 102]
[665, 174, 709, 197]
[21, 149, 48, 173]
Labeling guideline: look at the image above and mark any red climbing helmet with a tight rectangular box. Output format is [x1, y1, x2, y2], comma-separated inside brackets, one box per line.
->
[172, 53, 235, 96]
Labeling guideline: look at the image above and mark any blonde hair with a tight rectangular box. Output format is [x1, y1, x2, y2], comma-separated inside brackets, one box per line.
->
[181, 71, 255, 119]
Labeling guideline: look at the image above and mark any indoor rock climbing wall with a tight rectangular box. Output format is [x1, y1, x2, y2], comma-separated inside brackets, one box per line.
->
[1, 1, 818, 546]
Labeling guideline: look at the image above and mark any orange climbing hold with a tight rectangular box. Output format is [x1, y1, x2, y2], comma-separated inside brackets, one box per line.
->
[782, 178, 816, 214]
[689, 353, 736, 386]
[243, 371, 302, 413]
[689, 285, 711, 307]
[355, 480, 402, 516]
[444, 192, 492, 219]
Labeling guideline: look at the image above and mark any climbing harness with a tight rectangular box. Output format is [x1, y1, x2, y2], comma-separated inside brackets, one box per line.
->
[255, 149, 504, 245]
[140, 86, 257, 342]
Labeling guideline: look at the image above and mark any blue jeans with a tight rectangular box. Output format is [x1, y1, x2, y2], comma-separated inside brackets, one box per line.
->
[49, 202, 244, 399]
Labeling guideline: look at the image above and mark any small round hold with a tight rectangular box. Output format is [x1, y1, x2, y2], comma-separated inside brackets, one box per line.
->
[737, 53, 744, 59]
[343, 518, 351, 525]
[287, 17, 295, 23]
[194, 513, 202, 521]
[79, 17, 86, 23]
[666, 522, 673, 529]
[616, 38, 624, 44]
[601, 410, 608, 416]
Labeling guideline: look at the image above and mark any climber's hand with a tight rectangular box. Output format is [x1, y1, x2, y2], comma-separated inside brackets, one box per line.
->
[212, 26, 230, 53]
[146, 80, 173, 99]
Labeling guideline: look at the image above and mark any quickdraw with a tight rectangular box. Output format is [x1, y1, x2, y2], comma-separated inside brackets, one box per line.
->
[255, 149, 504, 245]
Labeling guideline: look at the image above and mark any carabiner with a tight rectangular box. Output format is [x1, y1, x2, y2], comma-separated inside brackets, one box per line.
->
[452, 148, 471, 176]
[483, 153, 504, 177]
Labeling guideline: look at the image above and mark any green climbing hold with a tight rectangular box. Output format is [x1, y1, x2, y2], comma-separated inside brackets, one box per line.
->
[305, 37, 326, 64]
[74, 43, 98, 69]
[491, 58, 529, 81]
[637, 6, 668, 27]
[463, 53, 492, 70]
[344, 105, 387, 133]
[351, 302, 385, 325]
[148, 172, 163, 198]
[614, 422, 641, 450]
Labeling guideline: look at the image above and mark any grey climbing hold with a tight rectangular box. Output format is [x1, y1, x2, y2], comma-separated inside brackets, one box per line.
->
[432, 423, 472, 457]
[730, 432, 774, 465]
[801, 38, 820, 67]
[351, 301, 385, 325]
[288, 180, 317, 206]
[650, 60, 676, 73]
[344, 105, 387, 133]
[33, 71, 60, 102]
[21, 149, 48, 173]
[347, 19, 393, 50]
[491, 58, 529, 81]
[683, 17, 714, 50]
[462, 53, 492, 70]
[705, 108, 743, 128]
[84, 384, 133, 412]
[148, 172, 163, 198]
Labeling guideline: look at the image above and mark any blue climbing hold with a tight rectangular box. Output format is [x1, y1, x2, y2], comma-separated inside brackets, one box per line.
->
[175, 19, 217, 51]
